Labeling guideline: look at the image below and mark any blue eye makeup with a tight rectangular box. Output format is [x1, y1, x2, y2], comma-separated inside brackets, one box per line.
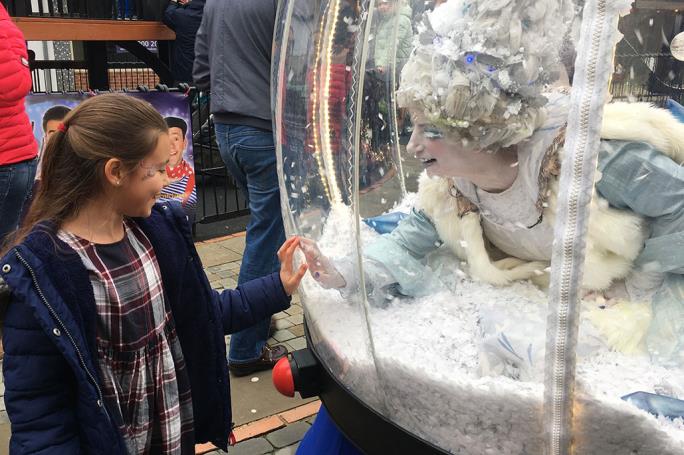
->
[423, 127, 445, 140]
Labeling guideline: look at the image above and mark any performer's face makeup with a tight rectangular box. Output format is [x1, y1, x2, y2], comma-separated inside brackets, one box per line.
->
[407, 113, 482, 178]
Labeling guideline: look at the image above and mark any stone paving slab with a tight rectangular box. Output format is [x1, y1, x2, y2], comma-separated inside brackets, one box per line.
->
[265, 421, 310, 449]
[285, 305, 303, 316]
[205, 440, 300, 455]
[274, 319, 294, 330]
[215, 236, 247, 254]
[286, 337, 308, 351]
[230, 365, 316, 426]
[272, 329, 296, 343]
[274, 443, 300, 455]
[196, 244, 243, 268]
[220, 437, 273, 455]
[289, 325, 305, 338]
[279, 401, 321, 424]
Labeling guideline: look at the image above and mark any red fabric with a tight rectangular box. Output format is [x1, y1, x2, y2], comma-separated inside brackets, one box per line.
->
[305, 63, 352, 154]
[0, 5, 38, 166]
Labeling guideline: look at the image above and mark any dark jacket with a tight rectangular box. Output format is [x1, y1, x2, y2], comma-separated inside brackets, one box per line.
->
[163, 0, 206, 84]
[140, 0, 168, 20]
[0, 202, 290, 453]
[0, 4, 38, 166]
[193, 0, 278, 131]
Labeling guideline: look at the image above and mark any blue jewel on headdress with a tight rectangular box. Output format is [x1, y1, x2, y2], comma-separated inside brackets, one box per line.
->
[487, 65, 496, 73]
[465, 54, 476, 64]
[433, 36, 443, 46]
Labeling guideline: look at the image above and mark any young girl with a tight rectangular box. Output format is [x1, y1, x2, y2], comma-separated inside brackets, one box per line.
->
[0, 94, 307, 454]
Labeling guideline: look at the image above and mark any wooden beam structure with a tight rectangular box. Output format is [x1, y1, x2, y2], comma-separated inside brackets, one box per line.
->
[11, 18, 175, 41]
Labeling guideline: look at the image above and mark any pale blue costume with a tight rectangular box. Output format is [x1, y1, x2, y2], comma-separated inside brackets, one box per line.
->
[355, 109, 684, 419]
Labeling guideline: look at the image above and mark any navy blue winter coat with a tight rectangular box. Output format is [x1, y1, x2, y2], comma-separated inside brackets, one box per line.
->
[163, 0, 206, 84]
[0, 202, 290, 453]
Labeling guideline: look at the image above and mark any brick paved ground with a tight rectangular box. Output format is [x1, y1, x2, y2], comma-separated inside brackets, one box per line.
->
[0, 231, 315, 455]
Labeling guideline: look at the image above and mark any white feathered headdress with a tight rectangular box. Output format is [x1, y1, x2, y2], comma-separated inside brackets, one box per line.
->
[397, 0, 575, 148]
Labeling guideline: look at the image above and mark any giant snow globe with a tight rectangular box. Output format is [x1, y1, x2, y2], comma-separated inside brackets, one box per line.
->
[272, 0, 684, 453]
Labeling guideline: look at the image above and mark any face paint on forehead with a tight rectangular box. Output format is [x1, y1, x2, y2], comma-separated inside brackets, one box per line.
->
[139, 161, 166, 180]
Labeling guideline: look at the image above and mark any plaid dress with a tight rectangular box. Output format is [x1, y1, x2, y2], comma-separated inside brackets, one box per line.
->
[59, 220, 195, 454]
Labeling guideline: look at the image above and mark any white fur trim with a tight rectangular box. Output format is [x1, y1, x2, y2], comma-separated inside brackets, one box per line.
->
[601, 102, 684, 163]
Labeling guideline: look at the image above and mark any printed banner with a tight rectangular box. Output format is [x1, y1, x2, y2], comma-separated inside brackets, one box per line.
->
[26, 92, 197, 219]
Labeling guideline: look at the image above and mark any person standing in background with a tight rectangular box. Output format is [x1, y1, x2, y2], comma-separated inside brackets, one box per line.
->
[194, 0, 289, 376]
[0, 3, 38, 242]
[372, 0, 413, 75]
[163, 0, 206, 84]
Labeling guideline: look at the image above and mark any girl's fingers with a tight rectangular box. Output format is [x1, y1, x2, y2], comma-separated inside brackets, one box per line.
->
[281, 238, 299, 264]
[286, 263, 308, 294]
[295, 263, 308, 280]
[286, 237, 300, 253]
[278, 236, 299, 262]
[278, 236, 297, 254]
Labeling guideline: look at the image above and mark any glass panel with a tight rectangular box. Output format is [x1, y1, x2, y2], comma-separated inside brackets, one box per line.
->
[569, 2, 684, 453]
[275, 0, 684, 452]
[356, 1, 581, 451]
[273, 0, 387, 411]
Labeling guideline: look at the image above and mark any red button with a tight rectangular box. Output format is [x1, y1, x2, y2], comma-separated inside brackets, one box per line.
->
[272, 357, 295, 397]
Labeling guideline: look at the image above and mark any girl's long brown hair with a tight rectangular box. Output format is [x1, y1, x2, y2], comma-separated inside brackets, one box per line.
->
[6, 94, 168, 251]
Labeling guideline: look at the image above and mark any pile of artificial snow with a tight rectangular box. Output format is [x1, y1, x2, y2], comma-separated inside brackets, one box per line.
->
[299, 204, 684, 454]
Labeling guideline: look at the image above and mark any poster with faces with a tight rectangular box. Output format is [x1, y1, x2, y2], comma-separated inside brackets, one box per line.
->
[25, 91, 197, 220]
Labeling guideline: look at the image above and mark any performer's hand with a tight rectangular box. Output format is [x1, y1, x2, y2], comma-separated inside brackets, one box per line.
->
[278, 237, 308, 296]
[300, 238, 347, 289]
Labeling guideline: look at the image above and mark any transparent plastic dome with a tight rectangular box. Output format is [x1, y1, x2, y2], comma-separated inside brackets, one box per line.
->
[272, 1, 684, 453]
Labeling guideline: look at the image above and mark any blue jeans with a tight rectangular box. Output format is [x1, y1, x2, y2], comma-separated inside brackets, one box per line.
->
[0, 158, 37, 242]
[115, 0, 132, 18]
[215, 123, 285, 363]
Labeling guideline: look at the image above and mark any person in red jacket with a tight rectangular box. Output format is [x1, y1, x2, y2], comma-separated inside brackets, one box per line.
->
[0, 4, 38, 242]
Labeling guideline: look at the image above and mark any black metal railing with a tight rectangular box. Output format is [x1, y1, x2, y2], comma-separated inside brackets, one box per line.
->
[611, 52, 684, 105]
[191, 91, 251, 225]
[2, 0, 165, 21]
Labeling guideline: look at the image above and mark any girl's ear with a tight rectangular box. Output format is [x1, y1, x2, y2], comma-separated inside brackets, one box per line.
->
[103, 158, 125, 187]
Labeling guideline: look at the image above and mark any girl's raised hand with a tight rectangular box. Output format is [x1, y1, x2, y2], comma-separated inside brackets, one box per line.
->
[278, 236, 309, 296]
